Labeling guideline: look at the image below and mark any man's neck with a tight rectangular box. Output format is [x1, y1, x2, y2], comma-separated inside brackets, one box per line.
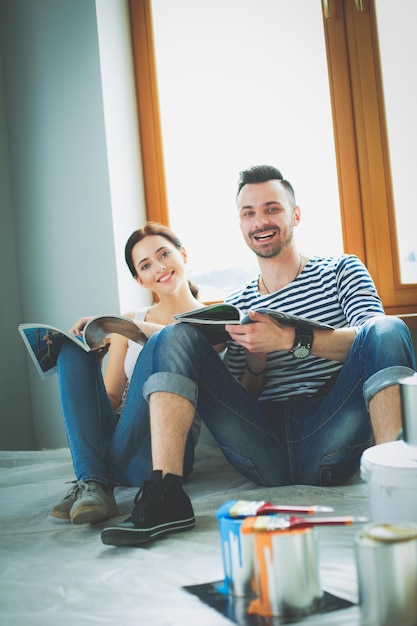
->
[258, 250, 304, 294]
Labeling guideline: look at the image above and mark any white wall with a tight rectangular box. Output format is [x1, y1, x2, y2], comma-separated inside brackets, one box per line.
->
[0, 0, 147, 449]
[0, 44, 34, 449]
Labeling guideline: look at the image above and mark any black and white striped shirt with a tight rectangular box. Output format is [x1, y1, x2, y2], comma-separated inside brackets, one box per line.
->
[224, 254, 384, 401]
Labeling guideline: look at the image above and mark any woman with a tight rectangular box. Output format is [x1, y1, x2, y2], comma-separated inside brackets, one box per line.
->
[52, 222, 203, 525]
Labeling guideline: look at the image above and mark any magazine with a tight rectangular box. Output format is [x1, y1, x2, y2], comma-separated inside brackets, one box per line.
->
[18, 315, 149, 380]
[173, 303, 334, 342]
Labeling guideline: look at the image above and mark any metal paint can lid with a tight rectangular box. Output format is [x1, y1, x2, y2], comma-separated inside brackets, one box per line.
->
[359, 522, 417, 544]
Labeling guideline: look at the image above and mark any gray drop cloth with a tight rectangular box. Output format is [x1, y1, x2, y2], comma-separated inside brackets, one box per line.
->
[0, 443, 369, 625]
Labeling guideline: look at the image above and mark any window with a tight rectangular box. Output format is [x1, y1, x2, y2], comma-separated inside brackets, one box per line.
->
[374, 1, 417, 285]
[128, 0, 417, 323]
[150, 0, 343, 301]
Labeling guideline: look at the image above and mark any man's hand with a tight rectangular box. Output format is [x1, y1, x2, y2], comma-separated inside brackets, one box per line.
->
[226, 310, 357, 363]
[225, 310, 294, 353]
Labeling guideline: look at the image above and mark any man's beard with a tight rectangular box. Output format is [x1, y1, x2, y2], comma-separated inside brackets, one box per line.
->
[247, 225, 294, 259]
[253, 245, 284, 259]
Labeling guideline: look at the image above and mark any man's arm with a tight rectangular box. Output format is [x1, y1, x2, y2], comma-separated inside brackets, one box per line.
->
[240, 351, 267, 397]
[226, 310, 357, 363]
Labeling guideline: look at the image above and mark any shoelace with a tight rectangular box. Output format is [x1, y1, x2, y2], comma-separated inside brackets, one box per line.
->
[63, 480, 81, 500]
[76, 480, 101, 501]
[129, 480, 161, 525]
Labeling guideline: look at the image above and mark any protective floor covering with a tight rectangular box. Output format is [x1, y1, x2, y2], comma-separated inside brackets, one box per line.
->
[0, 444, 370, 625]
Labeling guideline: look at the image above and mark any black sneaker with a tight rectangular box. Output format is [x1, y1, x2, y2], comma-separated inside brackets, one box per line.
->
[100, 470, 195, 547]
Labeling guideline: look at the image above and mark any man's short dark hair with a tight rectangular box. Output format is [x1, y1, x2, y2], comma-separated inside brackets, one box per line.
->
[237, 164, 296, 206]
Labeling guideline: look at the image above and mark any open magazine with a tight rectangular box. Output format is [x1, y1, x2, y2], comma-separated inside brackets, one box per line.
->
[18, 315, 149, 380]
[173, 303, 334, 342]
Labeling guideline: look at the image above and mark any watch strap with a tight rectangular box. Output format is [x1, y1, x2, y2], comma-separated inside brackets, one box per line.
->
[290, 327, 313, 358]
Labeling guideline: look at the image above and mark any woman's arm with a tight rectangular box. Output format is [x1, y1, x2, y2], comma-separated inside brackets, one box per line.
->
[101, 311, 167, 410]
[102, 310, 139, 411]
[134, 319, 165, 338]
[103, 333, 129, 411]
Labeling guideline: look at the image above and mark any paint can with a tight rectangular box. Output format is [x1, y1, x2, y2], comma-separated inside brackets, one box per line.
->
[400, 373, 417, 451]
[355, 522, 417, 626]
[242, 516, 322, 618]
[360, 440, 417, 523]
[216, 508, 255, 597]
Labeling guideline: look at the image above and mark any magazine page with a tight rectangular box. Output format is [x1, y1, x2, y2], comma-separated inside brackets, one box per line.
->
[19, 315, 151, 381]
[84, 316, 149, 349]
[18, 324, 88, 380]
[241, 308, 334, 331]
[174, 305, 334, 331]
[173, 304, 242, 324]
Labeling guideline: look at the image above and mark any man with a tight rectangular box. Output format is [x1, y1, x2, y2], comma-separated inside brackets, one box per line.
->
[101, 164, 416, 547]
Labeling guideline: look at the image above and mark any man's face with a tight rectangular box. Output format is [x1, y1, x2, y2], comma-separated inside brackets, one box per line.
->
[237, 180, 300, 258]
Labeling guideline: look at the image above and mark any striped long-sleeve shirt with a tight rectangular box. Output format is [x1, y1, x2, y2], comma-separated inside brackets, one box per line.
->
[224, 254, 385, 401]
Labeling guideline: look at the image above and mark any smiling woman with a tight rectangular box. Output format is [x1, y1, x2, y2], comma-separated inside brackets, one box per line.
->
[49, 221, 204, 526]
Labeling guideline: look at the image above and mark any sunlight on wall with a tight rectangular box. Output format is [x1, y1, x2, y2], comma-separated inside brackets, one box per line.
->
[96, 0, 151, 312]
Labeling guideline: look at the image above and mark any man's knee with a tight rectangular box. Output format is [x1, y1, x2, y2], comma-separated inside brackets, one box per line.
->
[358, 315, 415, 368]
[360, 314, 409, 342]
[159, 322, 202, 343]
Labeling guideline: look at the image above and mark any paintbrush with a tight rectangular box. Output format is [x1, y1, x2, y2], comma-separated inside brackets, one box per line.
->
[250, 514, 370, 532]
[218, 499, 334, 519]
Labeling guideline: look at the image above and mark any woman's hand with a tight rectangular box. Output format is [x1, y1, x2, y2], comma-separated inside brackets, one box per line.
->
[68, 316, 94, 336]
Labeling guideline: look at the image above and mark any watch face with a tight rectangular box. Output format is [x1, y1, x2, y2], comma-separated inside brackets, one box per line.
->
[293, 345, 310, 359]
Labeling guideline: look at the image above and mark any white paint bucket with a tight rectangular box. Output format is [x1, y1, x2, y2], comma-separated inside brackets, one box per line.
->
[399, 373, 417, 451]
[360, 441, 417, 524]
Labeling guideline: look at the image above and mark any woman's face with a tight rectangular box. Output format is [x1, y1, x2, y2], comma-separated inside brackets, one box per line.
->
[131, 235, 188, 294]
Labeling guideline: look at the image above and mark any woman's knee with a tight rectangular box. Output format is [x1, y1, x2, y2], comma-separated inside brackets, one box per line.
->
[58, 340, 94, 368]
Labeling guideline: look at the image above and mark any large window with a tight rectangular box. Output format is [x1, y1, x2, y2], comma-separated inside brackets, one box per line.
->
[150, 0, 343, 301]
[128, 0, 417, 323]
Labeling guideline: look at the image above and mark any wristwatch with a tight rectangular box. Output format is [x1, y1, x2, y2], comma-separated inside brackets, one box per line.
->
[290, 327, 313, 359]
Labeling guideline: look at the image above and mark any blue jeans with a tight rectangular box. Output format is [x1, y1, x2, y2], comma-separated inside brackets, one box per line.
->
[142, 315, 416, 487]
[56, 333, 196, 487]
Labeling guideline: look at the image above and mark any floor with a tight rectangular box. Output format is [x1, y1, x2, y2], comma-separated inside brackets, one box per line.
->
[0, 443, 370, 625]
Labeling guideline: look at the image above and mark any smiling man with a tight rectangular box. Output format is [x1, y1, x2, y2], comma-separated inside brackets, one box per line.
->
[101, 164, 416, 548]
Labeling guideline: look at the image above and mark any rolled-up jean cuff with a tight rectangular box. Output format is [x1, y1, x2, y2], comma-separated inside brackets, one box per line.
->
[363, 366, 415, 410]
[143, 372, 198, 406]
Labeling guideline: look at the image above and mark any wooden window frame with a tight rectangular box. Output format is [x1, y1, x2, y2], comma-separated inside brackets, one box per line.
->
[128, 0, 417, 326]
[323, 0, 417, 321]
[128, 0, 169, 226]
